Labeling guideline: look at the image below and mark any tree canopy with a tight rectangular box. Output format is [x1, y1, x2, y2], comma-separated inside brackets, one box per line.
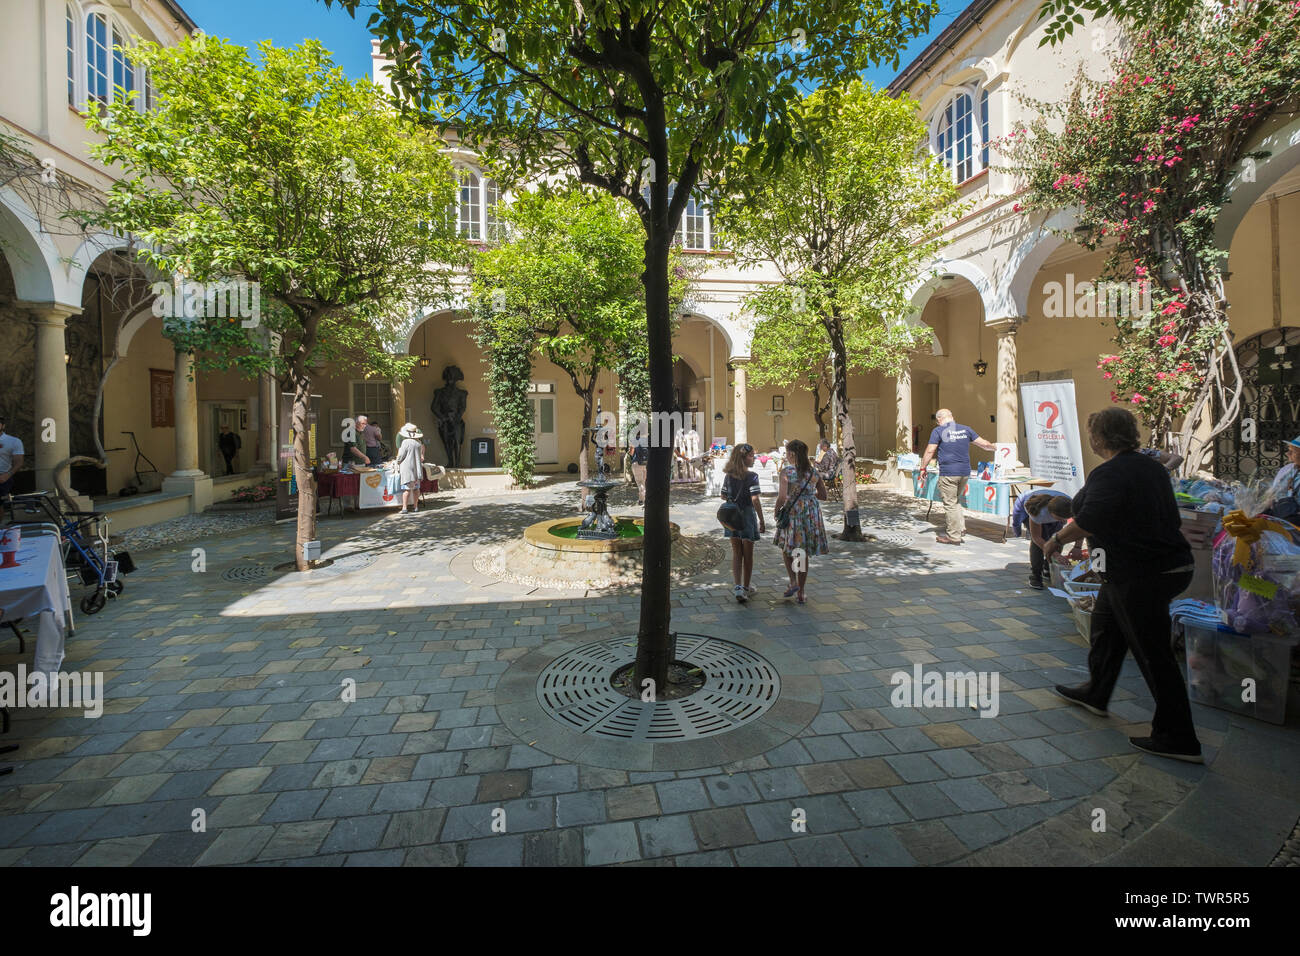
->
[83, 35, 466, 566]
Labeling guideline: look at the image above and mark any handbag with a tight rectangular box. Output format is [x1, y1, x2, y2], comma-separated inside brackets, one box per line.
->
[775, 470, 813, 532]
[717, 474, 745, 531]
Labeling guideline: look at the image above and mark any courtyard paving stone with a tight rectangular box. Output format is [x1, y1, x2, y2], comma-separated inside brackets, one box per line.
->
[1, 481, 1295, 866]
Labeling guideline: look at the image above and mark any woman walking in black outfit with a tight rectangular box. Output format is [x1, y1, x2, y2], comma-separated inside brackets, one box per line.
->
[1043, 408, 1201, 763]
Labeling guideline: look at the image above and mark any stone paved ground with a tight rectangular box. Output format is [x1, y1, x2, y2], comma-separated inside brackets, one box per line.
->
[1, 479, 1297, 866]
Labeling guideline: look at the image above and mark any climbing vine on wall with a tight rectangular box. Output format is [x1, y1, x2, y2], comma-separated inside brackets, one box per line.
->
[1000, 0, 1300, 472]
[470, 300, 536, 487]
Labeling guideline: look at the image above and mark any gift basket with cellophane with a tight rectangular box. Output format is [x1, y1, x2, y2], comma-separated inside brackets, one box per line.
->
[1211, 479, 1300, 635]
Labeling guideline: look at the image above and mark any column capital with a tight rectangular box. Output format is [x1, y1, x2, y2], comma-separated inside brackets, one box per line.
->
[18, 301, 81, 326]
[987, 315, 1026, 334]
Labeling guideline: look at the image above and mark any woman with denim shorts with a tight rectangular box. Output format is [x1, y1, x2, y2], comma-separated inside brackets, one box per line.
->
[721, 443, 764, 603]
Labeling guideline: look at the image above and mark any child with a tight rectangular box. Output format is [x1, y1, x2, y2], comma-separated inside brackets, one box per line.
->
[721, 443, 764, 602]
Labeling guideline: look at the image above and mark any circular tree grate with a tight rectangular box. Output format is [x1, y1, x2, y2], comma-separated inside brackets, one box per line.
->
[857, 528, 916, 548]
[307, 552, 378, 578]
[221, 564, 272, 583]
[536, 635, 780, 741]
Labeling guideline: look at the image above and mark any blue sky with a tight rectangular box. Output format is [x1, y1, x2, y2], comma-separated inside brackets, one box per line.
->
[175, 0, 972, 89]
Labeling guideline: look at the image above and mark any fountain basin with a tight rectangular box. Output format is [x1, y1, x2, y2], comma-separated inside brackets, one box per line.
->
[524, 517, 672, 554]
[472, 516, 717, 590]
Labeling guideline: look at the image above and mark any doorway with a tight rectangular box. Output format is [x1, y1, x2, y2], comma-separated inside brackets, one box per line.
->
[528, 382, 558, 464]
[209, 404, 246, 476]
[849, 398, 879, 459]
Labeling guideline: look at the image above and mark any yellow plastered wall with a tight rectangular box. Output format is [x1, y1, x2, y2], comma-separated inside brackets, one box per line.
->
[101, 315, 176, 493]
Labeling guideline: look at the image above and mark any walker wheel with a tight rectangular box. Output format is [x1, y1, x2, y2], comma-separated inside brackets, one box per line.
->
[80, 591, 107, 615]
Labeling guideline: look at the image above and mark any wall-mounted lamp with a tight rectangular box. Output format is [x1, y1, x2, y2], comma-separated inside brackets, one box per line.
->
[714, 412, 724, 422]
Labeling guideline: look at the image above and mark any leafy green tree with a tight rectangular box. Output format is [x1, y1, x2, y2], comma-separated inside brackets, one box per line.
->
[81, 36, 465, 568]
[1037, 0, 1198, 46]
[746, 309, 834, 441]
[1001, 0, 1300, 472]
[472, 189, 649, 484]
[718, 81, 958, 540]
[331, 0, 938, 688]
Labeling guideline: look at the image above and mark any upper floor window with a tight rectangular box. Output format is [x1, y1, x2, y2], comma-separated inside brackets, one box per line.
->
[931, 86, 991, 185]
[68, 5, 152, 114]
[641, 184, 715, 250]
[455, 167, 501, 241]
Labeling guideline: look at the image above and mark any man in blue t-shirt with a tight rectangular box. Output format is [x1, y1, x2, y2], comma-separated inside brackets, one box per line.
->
[918, 408, 996, 545]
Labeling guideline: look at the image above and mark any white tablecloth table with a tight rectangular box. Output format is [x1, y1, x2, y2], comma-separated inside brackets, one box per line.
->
[0, 535, 71, 673]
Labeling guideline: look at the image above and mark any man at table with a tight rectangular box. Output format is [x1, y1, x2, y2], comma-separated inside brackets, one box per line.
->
[343, 416, 374, 467]
[0, 415, 23, 501]
[919, 409, 997, 545]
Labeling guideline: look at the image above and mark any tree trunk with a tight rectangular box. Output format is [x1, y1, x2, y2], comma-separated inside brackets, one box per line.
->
[291, 361, 318, 572]
[577, 383, 593, 486]
[289, 318, 321, 571]
[634, 232, 674, 695]
[812, 383, 827, 441]
[829, 318, 865, 541]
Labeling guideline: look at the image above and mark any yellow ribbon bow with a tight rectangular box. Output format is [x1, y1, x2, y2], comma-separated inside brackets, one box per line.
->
[1221, 510, 1294, 571]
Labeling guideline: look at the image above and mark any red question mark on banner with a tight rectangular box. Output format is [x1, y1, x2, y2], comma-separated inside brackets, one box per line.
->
[985, 486, 996, 503]
[1037, 401, 1060, 429]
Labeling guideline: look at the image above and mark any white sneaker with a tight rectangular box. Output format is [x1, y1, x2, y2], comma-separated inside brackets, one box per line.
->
[745, 586, 757, 595]
[734, 585, 747, 603]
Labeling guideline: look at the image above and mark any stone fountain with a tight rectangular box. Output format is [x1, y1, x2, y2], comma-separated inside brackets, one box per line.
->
[576, 404, 619, 540]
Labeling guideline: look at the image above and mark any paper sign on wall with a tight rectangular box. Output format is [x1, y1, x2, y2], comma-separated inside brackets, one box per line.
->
[993, 443, 1017, 479]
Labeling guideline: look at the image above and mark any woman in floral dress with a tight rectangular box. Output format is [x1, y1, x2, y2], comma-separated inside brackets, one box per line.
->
[773, 438, 828, 604]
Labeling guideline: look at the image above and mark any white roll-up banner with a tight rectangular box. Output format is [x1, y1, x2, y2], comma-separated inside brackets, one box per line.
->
[1019, 379, 1086, 496]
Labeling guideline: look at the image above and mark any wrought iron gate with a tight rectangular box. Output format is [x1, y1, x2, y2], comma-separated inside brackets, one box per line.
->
[1214, 327, 1300, 481]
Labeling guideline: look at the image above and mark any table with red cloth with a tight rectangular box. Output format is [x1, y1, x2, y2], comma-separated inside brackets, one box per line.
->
[315, 470, 361, 514]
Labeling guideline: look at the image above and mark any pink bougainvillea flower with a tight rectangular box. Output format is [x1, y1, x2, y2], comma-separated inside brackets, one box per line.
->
[1158, 334, 1177, 347]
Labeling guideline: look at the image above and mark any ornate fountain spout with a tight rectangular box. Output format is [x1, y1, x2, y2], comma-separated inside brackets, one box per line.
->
[577, 400, 619, 540]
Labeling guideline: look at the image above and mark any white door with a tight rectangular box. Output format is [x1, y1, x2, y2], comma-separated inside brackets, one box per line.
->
[529, 390, 557, 463]
[849, 399, 879, 459]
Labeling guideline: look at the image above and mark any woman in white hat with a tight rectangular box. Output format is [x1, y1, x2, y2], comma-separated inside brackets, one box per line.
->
[394, 423, 425, 514]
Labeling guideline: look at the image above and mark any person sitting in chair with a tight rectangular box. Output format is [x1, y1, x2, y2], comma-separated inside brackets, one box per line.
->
[814, 439, 839, 483]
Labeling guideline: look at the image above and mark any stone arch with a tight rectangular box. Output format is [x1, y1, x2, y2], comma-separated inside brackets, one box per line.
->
[906, 256, 997, 329]
[680, 305, 739, 359]
[1001, 207, 1081, 317]
[1217, 114, 1300, 268]
[115, 304, 158, 357]
[0, 187, 65, 304]
[403, 307, 463, 355]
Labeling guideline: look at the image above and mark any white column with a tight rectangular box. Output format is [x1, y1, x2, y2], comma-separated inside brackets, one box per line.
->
[255, 372, 274, 469]
[733, 360, 748, 445]
[162, 348, 214, 511]
[895, 364, 913, 454]
[991, 317, 1023, 446]
[27, 303, 78, 494]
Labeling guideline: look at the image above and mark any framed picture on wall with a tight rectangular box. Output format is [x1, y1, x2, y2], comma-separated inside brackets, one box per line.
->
[772, 395, 785, 411]
[239, 408, 249, 431]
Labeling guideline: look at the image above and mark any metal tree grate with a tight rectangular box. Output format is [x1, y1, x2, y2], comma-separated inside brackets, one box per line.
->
[221, 565, 271, 583]
[536, 635, 780, 741]
[857, 528, 916, 548]
[307, 552, 378, 578]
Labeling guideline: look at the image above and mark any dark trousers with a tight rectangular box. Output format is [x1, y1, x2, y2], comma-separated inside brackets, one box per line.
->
[221, 451, 235, 475]
[1084, 570, 1197, 744]
[1029, 542, 1045, 582]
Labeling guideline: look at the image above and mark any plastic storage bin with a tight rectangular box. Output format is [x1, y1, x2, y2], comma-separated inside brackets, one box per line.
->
[1179, 621, 1298, 725]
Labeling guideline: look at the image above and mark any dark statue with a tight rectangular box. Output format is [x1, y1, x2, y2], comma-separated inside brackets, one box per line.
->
[431, 365, 467, 469]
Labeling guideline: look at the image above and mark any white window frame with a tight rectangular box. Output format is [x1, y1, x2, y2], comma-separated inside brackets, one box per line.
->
[453, 164, 502, 241]
[349, 380, 396, 442]
[640, 183, 714, 251]
[69, 3, 153, 115]
[930, 86, 990, 185]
